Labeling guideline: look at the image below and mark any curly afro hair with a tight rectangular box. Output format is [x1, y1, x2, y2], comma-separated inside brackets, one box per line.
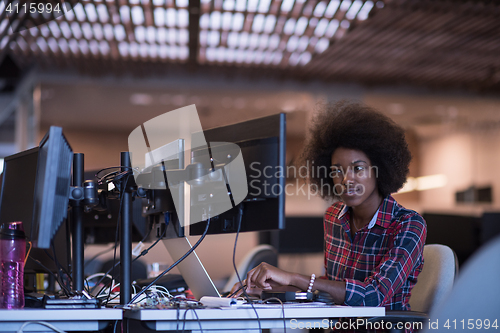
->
[299, 100, 411, 200]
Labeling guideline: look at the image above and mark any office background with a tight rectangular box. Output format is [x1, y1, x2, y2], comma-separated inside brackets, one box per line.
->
[1, 0, 499, 283]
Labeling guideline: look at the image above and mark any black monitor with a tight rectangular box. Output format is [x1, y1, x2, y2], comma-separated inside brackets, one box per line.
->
[189, 113, 286, 235]
[31, 126, 73, 249]
[0, 146, 70, 275]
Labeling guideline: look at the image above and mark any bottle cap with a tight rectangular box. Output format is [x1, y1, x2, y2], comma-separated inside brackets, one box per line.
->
[0, 221, 26, 239]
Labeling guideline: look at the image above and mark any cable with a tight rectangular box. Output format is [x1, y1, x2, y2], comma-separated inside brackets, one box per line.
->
[263, 297, 287, 333]
[231, 203, 262, 332]
[17, 321, 67, 333]
[127, 217, 212, 306]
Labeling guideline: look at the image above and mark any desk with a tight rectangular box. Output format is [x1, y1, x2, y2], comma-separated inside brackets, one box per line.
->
[124, 303, 385, 332]
[0, 308, 122, 332]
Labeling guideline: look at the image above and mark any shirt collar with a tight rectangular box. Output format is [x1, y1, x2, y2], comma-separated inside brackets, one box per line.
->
[337, 195, 395, 229]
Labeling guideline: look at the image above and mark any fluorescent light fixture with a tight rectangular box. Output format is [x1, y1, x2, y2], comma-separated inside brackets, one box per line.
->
[235, 0, 246, 12]
[154, 8, 165, 26]
[176, 0, 188, 7]
[179, 29, 188, 44]
[297, 35, 309, 52]
[258, 34, 269, 49]
[268, 34, 280, 50]
[130, 93, 153, 105]
[239, 31, 249, 48]
[168, 28, 177, 44]
[147, 26, 156, 43]
[36, 37, 48, 52]
[254, 50, 264, 63]
[82, 22, 93, 40]
[200, 13, 209, 29]
[252, 14, 265, 33]
[178, 9, 189, 28]
[247, 0, 258, 12]
[286, 35, 299, 52]
[131, 6, 145, 25]
[89, 40, 99, 55]
[58, 38, 69, 53]
[398, 174, 448, 193]
[288, 52, 300, 66]
[120, 6, 130, 23]
[179, 45, 188, 59]
[148, 43, 158, 58]
[340, 19, 350, 29]
[223, 0, 235, 11]
[104, 24, 113, 40]
[70, 22, 82, 39]
[208, 30, 220, 47]
[263, 51, 273, 64]
[48, 38, 58, 53]
[313, 1, 327, 17]
[272, 51, 283, 65]
[325, 0, 340, 18]
[264, 15, 276, 33]
[166, 8, 176, 27]
[315, 37, 329, 53]
[199, 30, 207, 47]
[210, 11, 221, 30]
[357, 1, 374, 20]
[99, 40, 110, 55]
[85, 3, 98, 22]
[346, 0, 363, 20]
[216, 47, 225, 62]
[73, 3, 86, 21]
[227, 32, 238, 48]
[299, 51, 312, 65]
[79, 39, 89, 55]
[157, 27, 167, 43]
[232, 13, 244, 30]
[222, 12, 232, 30]
[226, 48, 235, 62]
[283, 18, 296, 35]
[93, 24, 104, 40]
[294, 17, 308, 35]
[16, 37, 27, 51]
[129, 0, 139, 4]
[153, 0, 164, 5]
[40, 24, 50, 37]
[135, 26, 145, 43]
[158, 45, 168, 58]
[314, 18, 328, 37]
[339, 0, 352, 12]
[325, 19, 339, 38]
[129, 42, 139, 57]
[118, 42, 129, 56]
[249, 33, 259, 49]
[114, 25, 126, 41]
[281, 0, 295, 12]
[258, 0, 271, 13]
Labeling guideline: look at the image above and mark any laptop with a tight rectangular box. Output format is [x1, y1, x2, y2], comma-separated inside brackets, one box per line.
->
[162, 237, 221, 300]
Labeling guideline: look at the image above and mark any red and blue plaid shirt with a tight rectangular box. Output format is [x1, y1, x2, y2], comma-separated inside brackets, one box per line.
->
[324, 195, 427, 310]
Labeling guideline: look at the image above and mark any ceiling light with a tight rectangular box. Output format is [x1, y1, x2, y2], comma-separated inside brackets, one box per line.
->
[82, 23, 93, 40]
[232, 13, 244, 30]
[324, 0, 340, 18]
[74, 3, 86, 21]
[247, 0, 258, 12]
[272, 51, 283, 65]
[294, 17, 308, 35]
[200, 13, 209, 29]
[36, 37, 48, 52]
[268, 34, 280, 50]
[235, 0, 246, 12]
[85, 3, 98, 22]
[179, 46, 188, 59]
[89, 40, 99, 55]
[103, 24, 113, 40]
[299, 52, 312, 65]
[287, 35, 299, 52]
[263, 15, 276, 33]
[339, 0, 352, 12]
[239, 31, 249, 48]
[131, 7, 145, 25]
[313, 1, 327, 17]
[79, 39, 89, 55]
[118, 42, 128, 56]
[210, 11, 221, 30]
[99, 41, 110, 55]
[252, 14, 265, 33]
[178, 9, 189, 28]
[208, 30, 220, 47]
[71, 22, 82, 39]
[357, 1, 374, 20]
[258, 0, 271, 13]
[129, 42, 138, 57]
[289, 52, 300, 66]
[314, 18, 328, 37]
[176, 0, 188, 7]
[40, 24, 50, 37]
[93, 24, 103, 40]
[147, 26, 156, 43]
[114, 25, 126, 41]
[281, 0, 295, 12]
[120, 6, 130, 23]
[249, 33, 259, 49]
[158, 45, 168, 58]
[222, 12, 232, 30]
[58, 39, 69, 53]
[283, 18, 296, 35]
[258, 34, 269, 49]
[223, 0, 235, 11]
[179, 29, 188, 44]
[315, 38, 329, 53]
[154, 8, 165, 26]
[346, 0, 363, 20]
[325, 20, 339, 38]
[157, 27, 166, 43]
[297, 36, 309, 52]
[130, 93, 153, 105]
[135, 26, 145, 43]
[166, 8, 176, 27]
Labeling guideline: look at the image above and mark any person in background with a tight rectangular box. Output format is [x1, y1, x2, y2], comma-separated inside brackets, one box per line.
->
[231, 100, 427, 313]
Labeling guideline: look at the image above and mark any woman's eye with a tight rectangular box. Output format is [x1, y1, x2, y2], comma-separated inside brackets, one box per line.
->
[354, 166, 365, 172]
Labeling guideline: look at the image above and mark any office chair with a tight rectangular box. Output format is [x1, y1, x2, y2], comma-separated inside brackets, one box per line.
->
[222, 244, 278, 293]
[422, 235, 500, 332]
[367, 244, 458, 332]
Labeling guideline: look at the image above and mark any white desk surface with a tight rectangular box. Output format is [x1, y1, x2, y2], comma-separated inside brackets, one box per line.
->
[0, 308, 122, 332]
[124, 303, 385, 331]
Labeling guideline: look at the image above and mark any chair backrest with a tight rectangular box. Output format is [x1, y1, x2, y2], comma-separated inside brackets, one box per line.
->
[423, 235, 500, 333]
[222, 244, 278, 293]
[410, 244, 458, 313]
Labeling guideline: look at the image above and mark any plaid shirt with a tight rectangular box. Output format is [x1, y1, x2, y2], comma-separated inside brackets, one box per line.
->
[324, 195, 426, 310]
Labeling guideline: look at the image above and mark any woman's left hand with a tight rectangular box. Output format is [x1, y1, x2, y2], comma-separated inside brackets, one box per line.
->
[245, 262, 295, 293]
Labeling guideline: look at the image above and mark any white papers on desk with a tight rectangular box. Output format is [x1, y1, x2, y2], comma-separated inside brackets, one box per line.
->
[200, 296, 245, 307]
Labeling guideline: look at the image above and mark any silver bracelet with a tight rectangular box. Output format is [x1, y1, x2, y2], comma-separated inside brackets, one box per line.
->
[307, 273, 316, 293]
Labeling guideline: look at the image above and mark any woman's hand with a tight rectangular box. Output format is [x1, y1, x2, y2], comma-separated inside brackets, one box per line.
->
[245, 263, 294, 293]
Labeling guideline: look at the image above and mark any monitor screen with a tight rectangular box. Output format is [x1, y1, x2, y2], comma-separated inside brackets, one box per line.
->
[189, 113, 286, 235]
[0, 147, 70, 274]
[32, 126, 73, 249]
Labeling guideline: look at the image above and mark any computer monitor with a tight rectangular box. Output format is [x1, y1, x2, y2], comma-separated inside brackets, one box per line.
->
[31, 126, 73, 249]
[0, 146, 70, 275]
[189, 113, 286, 235]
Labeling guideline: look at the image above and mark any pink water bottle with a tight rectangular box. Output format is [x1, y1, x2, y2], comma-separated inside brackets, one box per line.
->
[0, 221, 26, 309]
